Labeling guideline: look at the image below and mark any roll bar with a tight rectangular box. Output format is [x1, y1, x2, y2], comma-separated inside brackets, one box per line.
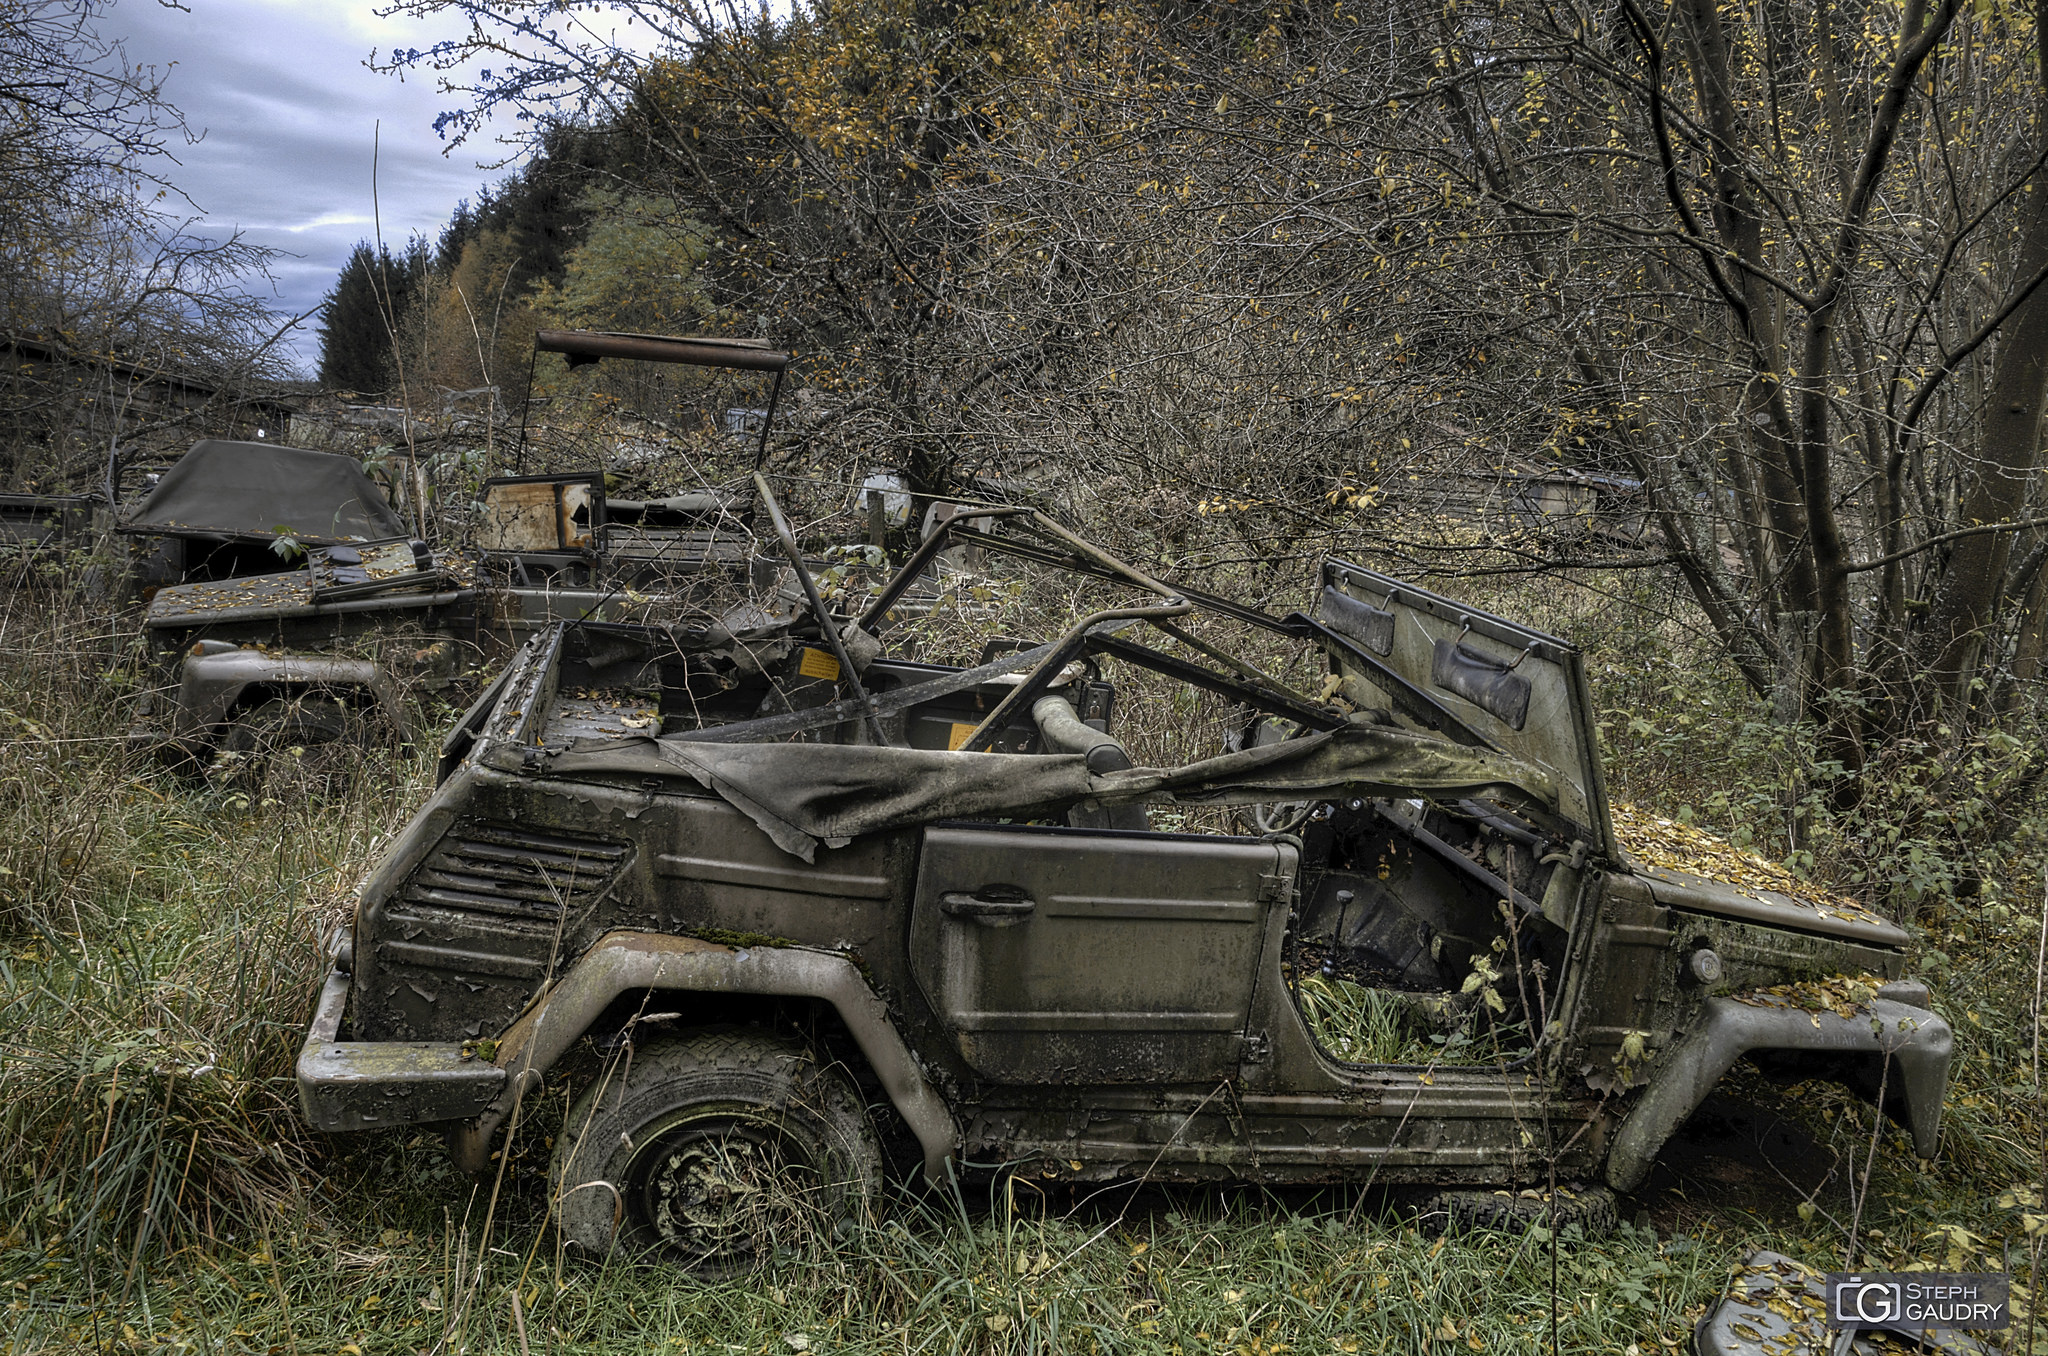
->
[533, 329, 791, 372]
[515, 327, 792, 478]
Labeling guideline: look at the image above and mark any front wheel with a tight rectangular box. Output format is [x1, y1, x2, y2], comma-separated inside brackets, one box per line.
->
[550, 1030, 882, 1276]
[212, 695, 362, 796]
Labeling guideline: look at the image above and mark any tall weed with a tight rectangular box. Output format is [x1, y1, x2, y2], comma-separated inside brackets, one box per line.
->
[0, 582, 435, 1263]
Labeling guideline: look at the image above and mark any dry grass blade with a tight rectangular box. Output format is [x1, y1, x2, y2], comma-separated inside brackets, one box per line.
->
[0, 579, 435, 1261]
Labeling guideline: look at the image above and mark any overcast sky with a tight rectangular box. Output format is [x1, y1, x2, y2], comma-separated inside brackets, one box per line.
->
[113, 1, 544, 376]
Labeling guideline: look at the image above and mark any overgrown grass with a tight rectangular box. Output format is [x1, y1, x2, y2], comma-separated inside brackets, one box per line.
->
[1294, 976, 1428, 1067]
[1292, 974, 1532, 1069]
[2, 556, 2043, 1352]
[2, 1170, 1746, 1354]
[0, 580, 436, 1286]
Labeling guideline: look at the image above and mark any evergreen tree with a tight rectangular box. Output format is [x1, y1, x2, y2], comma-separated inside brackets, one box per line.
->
[492, 124, 606, 294]
[316, 243, 391, 394]
[317, 240, 427, 395]
[446, 124, 611, 296]
[435, 197, 479, 274]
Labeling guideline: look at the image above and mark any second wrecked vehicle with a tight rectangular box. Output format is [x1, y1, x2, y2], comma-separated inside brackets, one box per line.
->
[124, 332, 776, 775]
[121, 437, 456, 771]
[299, 490, 1952, 1272]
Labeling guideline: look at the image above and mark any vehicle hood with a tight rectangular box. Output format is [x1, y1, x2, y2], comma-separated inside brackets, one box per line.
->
[1609, 803, 1909, 947]
[1633, 861, 1909, 948]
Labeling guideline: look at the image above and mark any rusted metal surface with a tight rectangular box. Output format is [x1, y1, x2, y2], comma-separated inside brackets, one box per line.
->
[171, 650, 395, 739]
[297, 967, 506, 1132]
[534, 328, 790, 372]
[474, 474, 600, 555]
[1638, 862, 1910, 948]
[126, 461, 755, 766]
[1604, 993, 1951, 1192]
[447, 930, 956, 1184]
[1552, 871, 1918, 1102]
[910, 828, 1294, 1084]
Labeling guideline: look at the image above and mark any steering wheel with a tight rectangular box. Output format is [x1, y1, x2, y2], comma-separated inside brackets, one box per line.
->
[1234, 712, 1319, 836]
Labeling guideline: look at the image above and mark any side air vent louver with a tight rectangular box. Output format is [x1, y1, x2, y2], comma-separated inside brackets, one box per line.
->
[400, 822, 629, 921]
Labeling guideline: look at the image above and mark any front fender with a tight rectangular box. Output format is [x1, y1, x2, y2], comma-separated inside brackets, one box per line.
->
[447, 930, 957, 1186]
[1605, 994, 1952, 1193]
[170, 649, 397, 737]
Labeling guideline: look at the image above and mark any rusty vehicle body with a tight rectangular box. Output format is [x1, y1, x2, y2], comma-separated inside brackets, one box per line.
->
[125, 333, 778, 771]
[299, 490, 1952, 1272]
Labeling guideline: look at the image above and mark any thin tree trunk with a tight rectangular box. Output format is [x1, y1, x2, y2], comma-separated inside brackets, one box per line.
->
[1920, 1, 2048, 707]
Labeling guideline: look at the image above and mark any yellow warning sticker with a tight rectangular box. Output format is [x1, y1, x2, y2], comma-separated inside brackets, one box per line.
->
[798, 648, 841, 681]
[947, 722, 977, 751]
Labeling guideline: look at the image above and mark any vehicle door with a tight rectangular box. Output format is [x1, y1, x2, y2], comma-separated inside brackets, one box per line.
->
[909, 823, 1297, 1085]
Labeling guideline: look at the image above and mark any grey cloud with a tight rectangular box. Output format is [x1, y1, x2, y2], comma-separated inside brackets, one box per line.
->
[113, 0, 529, 374]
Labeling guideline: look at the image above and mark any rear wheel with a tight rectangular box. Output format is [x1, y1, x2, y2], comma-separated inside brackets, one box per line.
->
[550, 1030, 882, 1276]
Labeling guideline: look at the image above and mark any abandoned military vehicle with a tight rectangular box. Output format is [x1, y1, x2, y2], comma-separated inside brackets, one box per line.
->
[126, 332, 777, 778]
[299, 493, 1952, 1273]
[125, 457, 753, 779]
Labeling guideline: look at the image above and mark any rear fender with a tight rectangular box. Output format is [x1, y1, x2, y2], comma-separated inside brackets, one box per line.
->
[447, 930, 957, 1187]
[1605, 993, 1952, 1193]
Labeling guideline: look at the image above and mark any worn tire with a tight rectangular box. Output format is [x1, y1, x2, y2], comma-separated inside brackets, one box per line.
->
[550, 1030, 882, 1277]
[1413, 1184, 1618, 1239]
[214, 696, 358, 795]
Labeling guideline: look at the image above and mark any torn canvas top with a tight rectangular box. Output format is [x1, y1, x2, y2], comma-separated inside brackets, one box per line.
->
[542, 716, 1560, 861]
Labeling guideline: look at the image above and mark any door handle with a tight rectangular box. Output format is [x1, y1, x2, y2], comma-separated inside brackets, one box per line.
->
[940, 889, 1036, 923]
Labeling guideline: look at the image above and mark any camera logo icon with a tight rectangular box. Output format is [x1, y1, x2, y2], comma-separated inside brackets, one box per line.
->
[1831, 1277, 1902, 1326]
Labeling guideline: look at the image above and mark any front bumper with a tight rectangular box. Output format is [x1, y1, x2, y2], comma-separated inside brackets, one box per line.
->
[296, 966, 506, 1133]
